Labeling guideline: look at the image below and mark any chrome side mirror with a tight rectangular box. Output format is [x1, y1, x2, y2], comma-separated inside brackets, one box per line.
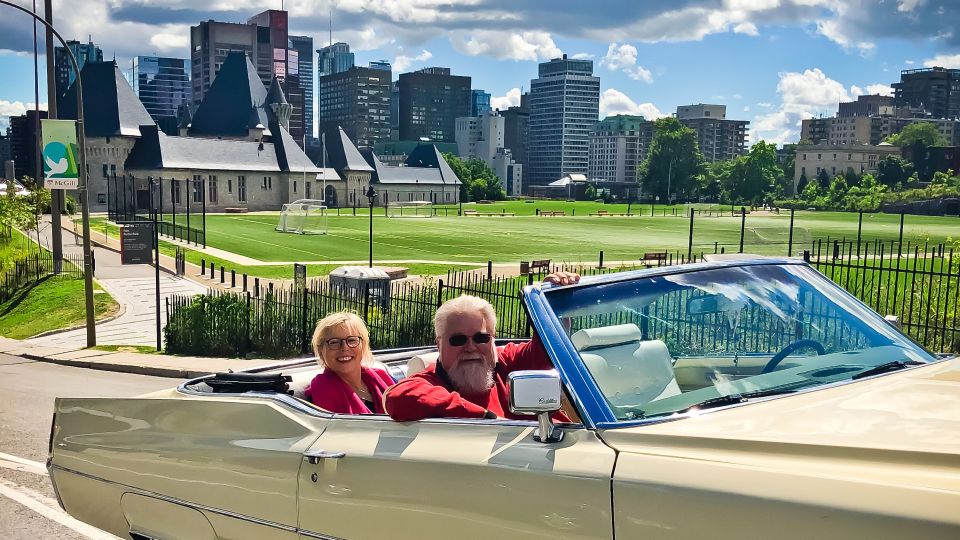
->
[884, 314, 902, 330]
[508, 370, 563, 443]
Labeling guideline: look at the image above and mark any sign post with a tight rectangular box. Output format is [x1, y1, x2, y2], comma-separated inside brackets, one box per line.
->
[41, 119, 80, 189]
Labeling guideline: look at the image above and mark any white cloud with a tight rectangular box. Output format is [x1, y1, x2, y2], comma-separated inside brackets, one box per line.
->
[0, 99, 46, 132]
[865, 84, 894, 96]
[571, 52, 595, 59]
[816, 18, 876, 54]
[601, 43, 653, 83]
[599, 88, 664, 119]
[743, 106, 750, 112]
[491, 87, 522, 111]
[750, 68, 859, 145]
[392, 49, 432, 73]
[897, 0, 926, 12]
[923, 54, 960, 68]
[905, 59, 915, 65]
[451, 30, 561, 61]
[757, 102, 773, 108]
[733, 93, 743, 100]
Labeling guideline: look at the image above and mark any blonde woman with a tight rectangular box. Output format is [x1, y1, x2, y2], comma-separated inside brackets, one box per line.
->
[304, 312, 393, 414]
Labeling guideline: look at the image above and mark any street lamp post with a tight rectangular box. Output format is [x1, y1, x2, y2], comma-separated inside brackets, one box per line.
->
[365, 185, 376, 268]
[1, 0, 96, 346]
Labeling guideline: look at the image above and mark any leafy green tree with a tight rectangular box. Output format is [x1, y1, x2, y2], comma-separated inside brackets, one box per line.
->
[443, 154, 505, 202]
[816, 169, 830, 189]
[843, 168, 861, 187]
[582, 184, 597, 201]
[639, 117, 705, 202]
[795, 173, 809, 197]
[876, 156, 914, 188]
[884, 122, 949, 148]
[779, 143, 797, 186]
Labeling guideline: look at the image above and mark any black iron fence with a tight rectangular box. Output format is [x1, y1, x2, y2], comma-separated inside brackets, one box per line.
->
[0, 250, 85, 304]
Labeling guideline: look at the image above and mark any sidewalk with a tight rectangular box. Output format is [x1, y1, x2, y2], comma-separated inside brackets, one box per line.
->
[0, 336, 271, 379]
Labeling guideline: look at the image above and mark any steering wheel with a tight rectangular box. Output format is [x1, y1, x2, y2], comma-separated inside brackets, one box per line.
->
[761, 339, 826, 374]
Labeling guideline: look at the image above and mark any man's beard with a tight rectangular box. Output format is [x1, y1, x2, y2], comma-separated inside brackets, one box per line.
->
[448, 356, 496, 395]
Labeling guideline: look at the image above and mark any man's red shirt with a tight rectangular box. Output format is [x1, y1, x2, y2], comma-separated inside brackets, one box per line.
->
[385, 336, 567, 422]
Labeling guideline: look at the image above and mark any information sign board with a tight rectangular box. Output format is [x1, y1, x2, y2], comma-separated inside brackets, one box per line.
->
[121, 223, 154, 265]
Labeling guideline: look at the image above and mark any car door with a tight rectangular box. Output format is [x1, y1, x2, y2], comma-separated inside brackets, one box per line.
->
[296, 414, 615, 540]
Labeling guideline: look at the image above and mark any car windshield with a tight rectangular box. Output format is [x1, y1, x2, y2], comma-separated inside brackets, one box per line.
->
[545, 263, 936, 421]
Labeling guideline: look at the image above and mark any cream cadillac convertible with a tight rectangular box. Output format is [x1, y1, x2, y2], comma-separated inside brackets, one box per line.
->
[48, 259, 959, 539]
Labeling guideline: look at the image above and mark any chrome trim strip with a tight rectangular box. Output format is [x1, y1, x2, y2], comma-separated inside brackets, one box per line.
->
[176, 383, 335, 418]
[298, 530, 344, 540]
[50, 464, 298, 533]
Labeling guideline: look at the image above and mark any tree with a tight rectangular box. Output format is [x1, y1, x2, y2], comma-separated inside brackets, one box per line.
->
[884, 122, 949, 148]
[843, 168, 861, 187]
[795, 173, 809, 197]
[779, 143, 797, 185]
[876, 156, 914, 188]
[816, 169, 830, 189]
[443, 154, 505, 202]
[639, 117, 705, 202]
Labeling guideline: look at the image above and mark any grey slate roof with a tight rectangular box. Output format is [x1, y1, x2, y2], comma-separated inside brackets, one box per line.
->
[60, 61, 155, 137]
[188, 53, 270, 138]
[360, 147, 460, 185]
[126, 124, 321, 174]
[321, 126, 374, 173]
[404, 144, 462, 185]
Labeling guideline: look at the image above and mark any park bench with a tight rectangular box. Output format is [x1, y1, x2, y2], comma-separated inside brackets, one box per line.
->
[539, 211, 566, 216]
[642, 252, 668, 265]
[464, 210, 515, 216]
[590, 210, 634, 216]
[531, 259, 551, 273]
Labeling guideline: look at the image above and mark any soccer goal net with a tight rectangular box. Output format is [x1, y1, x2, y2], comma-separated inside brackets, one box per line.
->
[276, 199, 328, 234]
[386, 200, 434, 218]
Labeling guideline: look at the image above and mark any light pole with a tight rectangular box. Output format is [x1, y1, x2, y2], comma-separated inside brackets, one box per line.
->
[666, 158, 673, 207]
[365, 184, 376, 267]
[1, 0, 95, 346]
[149, 176, 160, 351]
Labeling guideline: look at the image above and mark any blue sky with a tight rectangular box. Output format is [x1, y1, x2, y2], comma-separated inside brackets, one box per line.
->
[1, 0, 958, 145]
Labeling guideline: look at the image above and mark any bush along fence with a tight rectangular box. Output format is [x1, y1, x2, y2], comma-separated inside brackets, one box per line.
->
[165, 239, 960, 358]
[164, 256, 694, 358]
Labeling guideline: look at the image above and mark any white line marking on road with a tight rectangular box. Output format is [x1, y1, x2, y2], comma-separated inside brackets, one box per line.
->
[0, 477, 122, 539]
[0, 451, 48, 476]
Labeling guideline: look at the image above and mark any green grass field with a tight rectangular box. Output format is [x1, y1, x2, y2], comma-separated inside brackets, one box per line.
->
[90, 203, 960, 282]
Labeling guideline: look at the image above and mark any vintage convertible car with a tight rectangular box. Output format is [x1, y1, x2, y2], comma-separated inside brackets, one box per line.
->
[48, 259, 959, 539]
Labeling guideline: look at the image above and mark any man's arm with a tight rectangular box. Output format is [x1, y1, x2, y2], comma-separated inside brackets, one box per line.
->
[384, 376, 493, 421]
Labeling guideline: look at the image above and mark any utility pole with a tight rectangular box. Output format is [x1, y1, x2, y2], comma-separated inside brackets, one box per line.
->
[44, 0, 62, 273]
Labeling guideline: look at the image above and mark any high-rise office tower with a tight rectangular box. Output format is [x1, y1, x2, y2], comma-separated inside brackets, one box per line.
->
[588, 114, 653, 184]
[472, 89, 491, 116]
[191, 10, 305, 144]
[318, 42, 355, 76]
[528, 55, 599, 187]
[318, 66, 392, 147]
[675, 104, 749, 162]
[54, 38, 103, 103]
[893, 67, 960, 120]
[502, 92, 529, 165]
[125, 56, 190, 136]
[368, 60, 391, 71]
[398, 67, 471, 142]
[289, 35, 314, 140]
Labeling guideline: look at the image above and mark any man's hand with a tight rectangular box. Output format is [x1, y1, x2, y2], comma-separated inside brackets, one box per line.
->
[544, 271, 580, 286]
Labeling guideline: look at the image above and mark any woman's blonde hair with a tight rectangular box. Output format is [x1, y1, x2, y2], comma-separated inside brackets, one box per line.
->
[311, 312, 373, 367]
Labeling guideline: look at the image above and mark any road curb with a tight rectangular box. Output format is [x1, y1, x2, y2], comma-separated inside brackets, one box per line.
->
[20, 352, 214, 379]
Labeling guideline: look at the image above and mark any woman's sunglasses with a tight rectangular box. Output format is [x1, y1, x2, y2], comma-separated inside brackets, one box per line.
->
[447, 332, 492, 347]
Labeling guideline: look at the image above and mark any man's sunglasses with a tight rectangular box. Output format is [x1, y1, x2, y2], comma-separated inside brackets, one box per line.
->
[447, 332, 493, 347]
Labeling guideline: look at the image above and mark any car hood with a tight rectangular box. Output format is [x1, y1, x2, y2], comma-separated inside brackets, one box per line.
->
[600, 358, 960, 487]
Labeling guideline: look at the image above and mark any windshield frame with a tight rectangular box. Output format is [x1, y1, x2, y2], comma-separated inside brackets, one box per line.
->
[528, 259, 942, 430]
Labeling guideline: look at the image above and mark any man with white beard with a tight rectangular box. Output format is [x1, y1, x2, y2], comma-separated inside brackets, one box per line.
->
[385, 272, 579, 421]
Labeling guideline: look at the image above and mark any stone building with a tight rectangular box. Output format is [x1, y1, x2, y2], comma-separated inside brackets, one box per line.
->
[793, 143, 901, 191]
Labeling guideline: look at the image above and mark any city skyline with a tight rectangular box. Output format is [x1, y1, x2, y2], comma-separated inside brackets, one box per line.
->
[0, 1, 957, 145]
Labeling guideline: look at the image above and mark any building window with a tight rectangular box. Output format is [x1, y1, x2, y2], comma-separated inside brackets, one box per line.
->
[208, 176, 218, 204]
[228, 179, 232, 193]
[238, 176, 247, 202]
[193, 175, 203, 203]
[102, 164, 108, 178]
[262, 176, 272, 190]
[293, 181, 297, 193]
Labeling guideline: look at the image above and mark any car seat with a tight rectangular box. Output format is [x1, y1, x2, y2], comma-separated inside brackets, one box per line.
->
[570, 323, 681, 408]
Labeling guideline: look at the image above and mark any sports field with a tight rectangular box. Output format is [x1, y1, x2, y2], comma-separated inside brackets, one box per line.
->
[156, 202, 960, 265]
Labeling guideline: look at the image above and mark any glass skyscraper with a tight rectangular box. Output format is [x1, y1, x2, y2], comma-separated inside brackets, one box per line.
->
[125, 56, 190, 136]
[289, 35, 314, 140]
[472, 89, 491, 116]
[527, 55, 600, 188]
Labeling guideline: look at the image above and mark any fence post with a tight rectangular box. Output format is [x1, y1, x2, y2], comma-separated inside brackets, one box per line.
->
[436, 279, 444, 308]
[209, 261, 214, 277]
[487, 261, 493, 280]
[787, 208, 795, 257]
[220, 266, 225, 284]
[739, 207, 746, 253]
[363, 282, 370, 323]
[244, 291, 251, 357]
[687, 208, 694, 261]
[255, 277, 260, 297]
[856, 211, 863, 257]
[231, 270, 236, 288]
[803, 250, 810, 263]
[200, 258, 205, 276]
[301, 287, 309, 355]
[897, 212, 905, 258]
[243, 273, 248, 292]
[598, 250, 604, 269]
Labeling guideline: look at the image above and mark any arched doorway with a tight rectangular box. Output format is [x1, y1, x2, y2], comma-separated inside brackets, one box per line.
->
[325, 184, 338, 207]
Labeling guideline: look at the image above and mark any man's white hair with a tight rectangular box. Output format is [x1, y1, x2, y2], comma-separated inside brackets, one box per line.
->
[434, 294, 497, 338]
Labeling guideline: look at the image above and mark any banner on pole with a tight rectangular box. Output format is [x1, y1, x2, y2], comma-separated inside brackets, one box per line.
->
[41, 119, 80, 189]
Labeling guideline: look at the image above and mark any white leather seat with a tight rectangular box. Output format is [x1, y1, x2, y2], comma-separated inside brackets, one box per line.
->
[406, 351, 439, 375]
[570, 324, 681, 407]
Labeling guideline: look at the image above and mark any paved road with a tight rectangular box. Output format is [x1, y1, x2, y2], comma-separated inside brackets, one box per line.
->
[0, 354, 175, 539]
[26, 217, 208, 347]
